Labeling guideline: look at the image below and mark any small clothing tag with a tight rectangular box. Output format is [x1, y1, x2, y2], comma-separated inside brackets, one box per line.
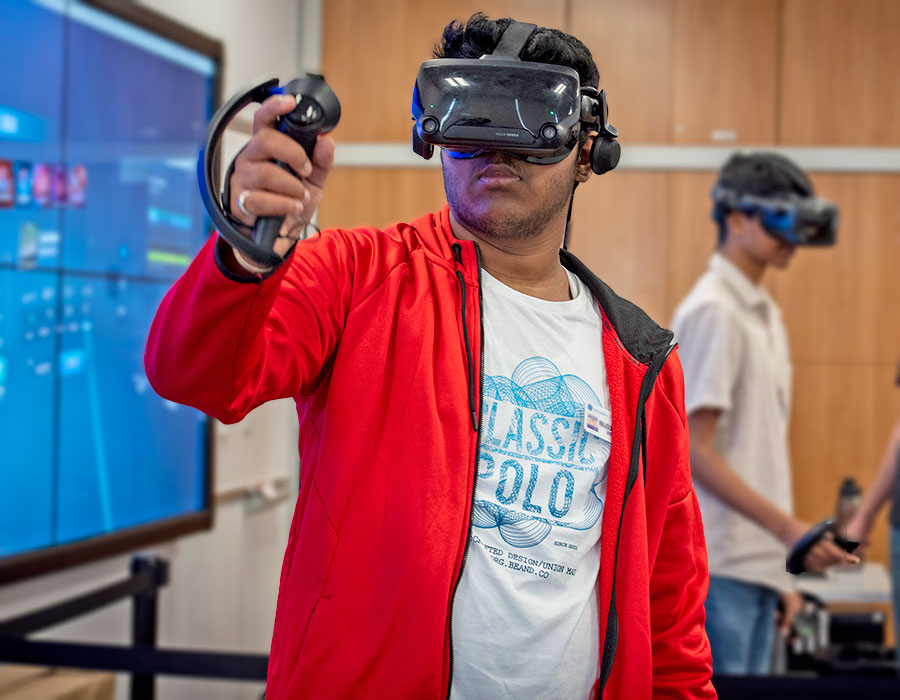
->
[584, 403, 612, 439]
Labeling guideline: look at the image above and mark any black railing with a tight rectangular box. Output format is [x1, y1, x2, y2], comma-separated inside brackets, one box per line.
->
[0, 555, 267, 700]
[3, 557, 899, 699]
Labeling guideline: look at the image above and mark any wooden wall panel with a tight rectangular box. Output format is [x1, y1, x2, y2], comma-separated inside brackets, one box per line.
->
[665, 171, 720, 321]
[569, 0, 674, 144]
[321, 1, 566, 143]
[317, 168, 446, 231]
[774, 175, 900, 365]
[790, 363, 900, 568]
[671, 0, 779, 144]
[780, 0, 900, 145]
[316, 1, 900, 588]
[567, 171, 670, 323]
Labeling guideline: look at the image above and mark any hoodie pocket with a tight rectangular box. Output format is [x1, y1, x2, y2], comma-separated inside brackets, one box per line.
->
[268, 485, 339, 685]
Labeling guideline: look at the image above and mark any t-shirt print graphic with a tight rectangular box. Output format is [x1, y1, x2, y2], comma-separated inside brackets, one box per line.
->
[473, 357, 611, 549]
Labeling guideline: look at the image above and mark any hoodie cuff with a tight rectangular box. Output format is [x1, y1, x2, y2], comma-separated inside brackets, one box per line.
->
[213, 235, 296, 283]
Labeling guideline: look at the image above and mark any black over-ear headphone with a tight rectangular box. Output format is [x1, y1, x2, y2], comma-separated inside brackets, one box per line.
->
[580, 87, 621, 175]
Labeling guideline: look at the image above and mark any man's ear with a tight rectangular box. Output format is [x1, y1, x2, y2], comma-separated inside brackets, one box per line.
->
[724, 210, 751, 241]
[575, 132, 597, 183]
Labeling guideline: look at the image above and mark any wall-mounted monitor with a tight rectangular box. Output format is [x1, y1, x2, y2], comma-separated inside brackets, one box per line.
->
[0, 0, 222, 582]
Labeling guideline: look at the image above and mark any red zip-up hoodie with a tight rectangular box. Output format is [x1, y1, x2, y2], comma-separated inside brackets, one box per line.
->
[145, 205, 715, 699]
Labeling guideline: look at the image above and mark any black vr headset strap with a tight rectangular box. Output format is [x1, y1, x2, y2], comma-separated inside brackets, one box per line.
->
[491, 22, 538, 59]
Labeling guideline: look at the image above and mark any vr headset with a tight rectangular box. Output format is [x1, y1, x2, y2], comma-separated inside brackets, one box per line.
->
[411, 21, 620, 175]
[712, 186, 839, 247]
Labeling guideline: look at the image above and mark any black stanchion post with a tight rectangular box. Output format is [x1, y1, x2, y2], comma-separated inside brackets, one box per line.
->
[0, 552, 268, 686]
[130, 555, 169, 700]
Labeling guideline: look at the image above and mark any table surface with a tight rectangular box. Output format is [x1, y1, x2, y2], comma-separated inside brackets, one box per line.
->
[796, 561, 893, 604]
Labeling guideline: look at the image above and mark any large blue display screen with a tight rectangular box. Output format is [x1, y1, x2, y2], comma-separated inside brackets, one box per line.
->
[0, 0, 214, 559]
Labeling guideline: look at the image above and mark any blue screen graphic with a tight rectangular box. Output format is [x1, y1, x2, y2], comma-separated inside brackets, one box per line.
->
[0, 0, 213, 558]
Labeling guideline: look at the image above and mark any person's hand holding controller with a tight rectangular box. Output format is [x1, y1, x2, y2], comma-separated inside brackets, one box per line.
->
[224, 93, 335, 271]
[781, 517, 860, 573]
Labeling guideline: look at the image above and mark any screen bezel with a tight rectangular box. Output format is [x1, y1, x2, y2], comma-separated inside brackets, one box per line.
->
[0, 0, 223, 585]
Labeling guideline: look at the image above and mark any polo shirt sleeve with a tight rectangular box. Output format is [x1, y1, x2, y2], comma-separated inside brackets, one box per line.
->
[672, 302, 744, 416]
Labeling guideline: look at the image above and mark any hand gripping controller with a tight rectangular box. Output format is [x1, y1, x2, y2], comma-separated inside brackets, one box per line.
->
[786, 517, 859, 575]
[198, 75, 341, 268]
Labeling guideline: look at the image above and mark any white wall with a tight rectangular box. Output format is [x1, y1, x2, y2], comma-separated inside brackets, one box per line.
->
[0, 1, 319, 697]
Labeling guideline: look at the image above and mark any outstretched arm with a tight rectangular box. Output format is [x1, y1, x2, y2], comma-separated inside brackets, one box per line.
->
[847, 418, 900, 545]
[145, 94, 348, 423]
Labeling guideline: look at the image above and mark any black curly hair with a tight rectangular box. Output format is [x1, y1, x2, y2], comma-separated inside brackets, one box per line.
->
[718, 152, 813, 199]
[433, 13, 600, 89]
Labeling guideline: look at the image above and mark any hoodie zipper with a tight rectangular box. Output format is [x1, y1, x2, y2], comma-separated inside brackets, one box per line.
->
[447, 242, 484, 700]
[597, 341, 676, 697]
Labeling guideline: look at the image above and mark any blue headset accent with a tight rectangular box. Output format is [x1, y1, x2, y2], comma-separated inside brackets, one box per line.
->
[711, 186, 839, 247]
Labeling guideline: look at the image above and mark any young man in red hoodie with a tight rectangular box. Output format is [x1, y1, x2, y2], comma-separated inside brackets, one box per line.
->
[146, 13, 716, 700]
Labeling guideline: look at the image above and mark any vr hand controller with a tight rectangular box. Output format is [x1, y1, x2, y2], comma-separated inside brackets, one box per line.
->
[786, 517, 859, 575]
[198, 75, 341, 269]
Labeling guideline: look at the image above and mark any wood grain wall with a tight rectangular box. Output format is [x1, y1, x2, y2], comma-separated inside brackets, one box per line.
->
[319, 0, 900, 573]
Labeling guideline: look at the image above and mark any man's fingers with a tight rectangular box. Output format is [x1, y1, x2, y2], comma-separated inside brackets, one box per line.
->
[803, 540, 860, 572]
[819, 539, 859, 564]
[305, 135, 336, 189]
[230, 190, 309, 223]
[803, 550, 827, 573]
[252, 94, 298, 134]
[777, 592, 802, 635]
[271, 216, 312, 258]
[239, 128, 314, 180]
[228, 97, 332, 241]
[804, 543, 832, 572]
[278, 216, 311, 240]
[236, 161, 311, 204]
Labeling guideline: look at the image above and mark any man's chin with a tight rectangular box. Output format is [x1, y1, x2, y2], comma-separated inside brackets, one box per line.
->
[772, 251, 795, 269]
[454, 202, 529, 238]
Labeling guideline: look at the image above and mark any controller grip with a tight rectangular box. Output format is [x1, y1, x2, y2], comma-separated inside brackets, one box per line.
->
[250, 127, 319, 252]
[786, 517, 860, 575]
[252, 209, 285, 252]
[290, 128, 318, 159]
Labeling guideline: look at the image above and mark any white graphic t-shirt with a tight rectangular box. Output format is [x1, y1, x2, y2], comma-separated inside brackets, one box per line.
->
[450, 268, 610, 700]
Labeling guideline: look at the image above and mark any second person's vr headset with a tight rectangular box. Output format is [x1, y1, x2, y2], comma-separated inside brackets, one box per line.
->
[712, 186, 839, 247]
[411, 21, 620, 175]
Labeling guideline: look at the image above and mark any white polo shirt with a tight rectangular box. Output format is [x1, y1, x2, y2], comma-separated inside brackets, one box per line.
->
[671, 253, 793, 593]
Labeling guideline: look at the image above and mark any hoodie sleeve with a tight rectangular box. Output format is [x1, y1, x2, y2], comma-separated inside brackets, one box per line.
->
[144, 231, 356, 424]
[648, 350, 717, 699]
